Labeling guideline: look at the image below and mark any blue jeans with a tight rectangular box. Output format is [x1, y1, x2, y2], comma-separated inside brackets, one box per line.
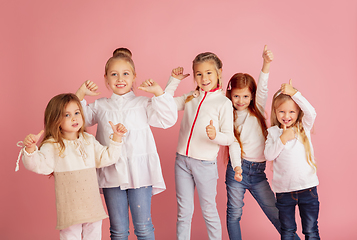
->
[103, 186, 155, 240]
[175, 153, 221, 240]
[226, 159, 300, 240]
[276, 187, 320, 240]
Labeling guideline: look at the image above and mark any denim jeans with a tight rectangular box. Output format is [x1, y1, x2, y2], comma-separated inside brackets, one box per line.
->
[276, 187, 320, 240]
[102, 186, 155, 240]
[175, 153, 221, 240]
[226, 159, 300, 240]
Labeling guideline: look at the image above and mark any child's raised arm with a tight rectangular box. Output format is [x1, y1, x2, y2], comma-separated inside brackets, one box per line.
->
[76, 80, 101, 101]
[261, 45, 274, 74]
[171, 67, 190, 81]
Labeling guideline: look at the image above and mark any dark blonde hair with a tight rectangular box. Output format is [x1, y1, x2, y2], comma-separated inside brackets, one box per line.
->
[186, 52, 223, 103]
[226, 73, 268, 157]
[113, 47, 132, 58]
[270, 90, 316, 170]
[105, 52, 136, 76]
[40, 93, 86, 156]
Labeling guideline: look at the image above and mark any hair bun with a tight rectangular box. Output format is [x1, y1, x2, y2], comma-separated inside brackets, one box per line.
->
[113, 47, 132, 58]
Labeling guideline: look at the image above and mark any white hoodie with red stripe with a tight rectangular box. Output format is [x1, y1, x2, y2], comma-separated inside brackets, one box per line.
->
[166, 77, 235, 161]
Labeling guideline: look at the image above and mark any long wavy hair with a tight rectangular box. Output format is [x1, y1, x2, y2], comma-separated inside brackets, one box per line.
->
[270, 90, 316, 170]
[39, 93, 86, 156]
[225, 73, 268, 158]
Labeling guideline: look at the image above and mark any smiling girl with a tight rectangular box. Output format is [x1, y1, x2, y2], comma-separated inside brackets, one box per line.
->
[76, 50, 177, 240]
[166, 52, 235, 240]
[264, 80, 319, 239]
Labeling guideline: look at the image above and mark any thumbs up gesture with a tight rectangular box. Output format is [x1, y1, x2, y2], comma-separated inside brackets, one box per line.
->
[109, 121, 127, 143]
[281, 79, 297, 96]
[24, 130, 44, 153]
[262, 45, 274, 63]
[206, 120, 216, 140]
[171, 67, 190, 80]
[280, 124, 296, 145]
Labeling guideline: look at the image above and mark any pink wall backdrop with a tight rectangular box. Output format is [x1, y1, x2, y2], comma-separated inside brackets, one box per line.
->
[1, 0, 356, 239]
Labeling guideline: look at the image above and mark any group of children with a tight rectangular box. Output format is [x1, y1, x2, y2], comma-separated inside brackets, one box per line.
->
[17, 46, 320, 240]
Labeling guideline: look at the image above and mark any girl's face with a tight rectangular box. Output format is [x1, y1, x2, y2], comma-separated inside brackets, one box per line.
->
[105, 59, 136, 95]
[275, 99, 300, 128]
[193, 61, 221, 92]
[60, 101, 83, 140]
[231, 87, 252, 111]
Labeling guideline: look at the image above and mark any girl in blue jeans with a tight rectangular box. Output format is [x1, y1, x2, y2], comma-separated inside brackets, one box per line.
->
[264, 79, 320, 240]
[225, 46, 300, 240]
[76, 49, 177, 240]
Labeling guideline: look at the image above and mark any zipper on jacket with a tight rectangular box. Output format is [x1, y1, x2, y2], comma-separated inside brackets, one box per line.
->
[186, 91, 208, 156]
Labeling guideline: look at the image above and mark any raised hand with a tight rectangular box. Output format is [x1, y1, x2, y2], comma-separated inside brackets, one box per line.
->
[206, 120, 216, 140]
[109, 121, 127, 143]
[234, 166, 243, 182]
[76, 80, 101, 101]
[24, 130, 44, 153]
[171, 67, 190, 80]
[262, 45, 274, 63]
[281, 79, 297, 96]
[138, 79, 164, 97]
[280, 124, 295, 145]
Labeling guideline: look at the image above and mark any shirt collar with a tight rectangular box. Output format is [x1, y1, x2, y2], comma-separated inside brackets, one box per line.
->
[111, 91, 135, 101]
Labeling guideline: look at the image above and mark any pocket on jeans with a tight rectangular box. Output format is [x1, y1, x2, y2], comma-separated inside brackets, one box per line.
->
[276, 193, 285, 200]
[309, 187, 318, 198]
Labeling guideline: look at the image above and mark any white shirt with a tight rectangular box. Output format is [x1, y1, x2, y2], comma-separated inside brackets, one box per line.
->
[264, 92, 319, 193]
[81, 91, 177, 195]
[229, 72, 269, 169]
[165, 77, 234, 161]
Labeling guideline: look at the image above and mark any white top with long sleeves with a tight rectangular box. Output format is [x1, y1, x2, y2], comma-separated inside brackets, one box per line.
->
[264, 91, 319, 193]
[165, 77, 234, 161]
[81, 91, 177, 195]
[21, 132, 125, 230]
[229, 71, 269, 169]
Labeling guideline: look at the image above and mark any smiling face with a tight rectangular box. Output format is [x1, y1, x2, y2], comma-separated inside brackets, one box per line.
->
[193, 61, 221, 92]
[60, 101, 83, 140]
[231, 87, 252, 111]
[275, 99, 300, 128]
[105, 59, 136, 95]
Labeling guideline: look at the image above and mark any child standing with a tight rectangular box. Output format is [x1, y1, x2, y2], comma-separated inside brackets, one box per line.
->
[166, 52, 235, 240]
[76, 51, 177, 240]
[17, 93, 127, 240]
[264, 80, 320, 239]
[224, 45, 293, 240]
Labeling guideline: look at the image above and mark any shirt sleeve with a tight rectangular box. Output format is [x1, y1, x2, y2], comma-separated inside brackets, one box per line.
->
[81, 99, 98, 127]
[92, 136, 123, 168]
[255, 71, 269, 114]
[165, 76, 188, 111]
[211, 99, 235, 146]
[229, 140, 242, 169]
[264, 127, 285, 161]
[146, 92, 178, 129]
[22, 143, 56, 175]
[291, 92, 317, 131]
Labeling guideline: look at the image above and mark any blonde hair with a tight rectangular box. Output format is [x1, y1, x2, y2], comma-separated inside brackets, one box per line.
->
[270, 90, 316, 170]
[40, 93, 86, 156]
[226, 73, 268, 157]
[185, 52, 223, 103]
[105, 52, 136, 76]
[113, 47, 132, 58]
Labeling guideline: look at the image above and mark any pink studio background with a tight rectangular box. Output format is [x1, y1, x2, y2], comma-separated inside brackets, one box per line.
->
[1, 0, 356, 239]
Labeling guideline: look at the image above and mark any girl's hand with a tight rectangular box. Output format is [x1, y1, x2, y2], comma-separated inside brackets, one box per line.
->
[234, 166, 243, 182]
[109, 121, 127, 143]
[280, 124, 295, 145]
[281, 79, 297, 96]
[171, 67, 190, 80]
[206, 120, 216, 140]
[24, 130, 44, 153]
[76, 80, 101, 101]
[262, 45, 274, 63]
[138, 79, 164, 97]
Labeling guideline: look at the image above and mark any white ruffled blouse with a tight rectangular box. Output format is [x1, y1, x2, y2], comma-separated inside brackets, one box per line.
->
[81, 91, 177, 195]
